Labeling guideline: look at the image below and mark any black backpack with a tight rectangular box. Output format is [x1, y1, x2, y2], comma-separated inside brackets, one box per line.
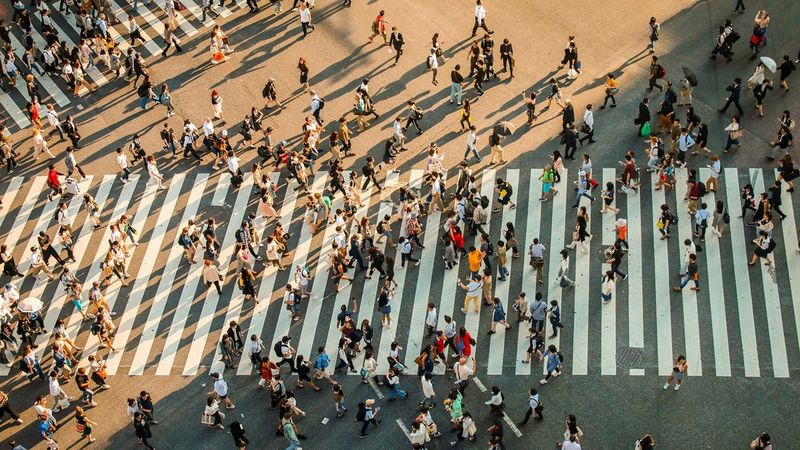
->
[356, 403, 367, 422]
[485, 241, 494, 256]
[274, 341, 283, 357]
[480, 195, 490, 209]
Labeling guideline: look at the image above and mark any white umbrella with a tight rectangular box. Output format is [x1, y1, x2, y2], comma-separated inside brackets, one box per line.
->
[760, 56, 777, 73]
[17, 297, 43, 314]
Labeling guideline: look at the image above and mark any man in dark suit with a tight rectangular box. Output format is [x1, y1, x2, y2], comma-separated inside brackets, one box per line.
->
[389, 27, 404, 66]
[562, 123, 579, 160]
[636, 98, 651, 136]
[63, 115, 81, 149]
[562, 99, 575, 132]
[719, 77, 743, 115]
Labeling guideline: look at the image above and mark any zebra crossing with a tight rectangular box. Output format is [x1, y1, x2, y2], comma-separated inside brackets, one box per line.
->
[0, 0, 249, 130]
[1, 166, 800, 379]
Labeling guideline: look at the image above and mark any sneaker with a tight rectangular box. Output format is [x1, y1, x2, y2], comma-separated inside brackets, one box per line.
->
[539, 379, 548, 385]
[674, 384, 680, 391]
[663, 383, 670, 390]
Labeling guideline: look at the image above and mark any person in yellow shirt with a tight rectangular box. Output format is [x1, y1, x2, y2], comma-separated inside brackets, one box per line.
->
[467, 246, 484, 277]
[601, 73, 619, 108]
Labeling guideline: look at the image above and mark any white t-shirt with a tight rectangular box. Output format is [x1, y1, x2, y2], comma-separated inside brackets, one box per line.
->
[299, 8, 311, 23]
[117, 154, 128, 170]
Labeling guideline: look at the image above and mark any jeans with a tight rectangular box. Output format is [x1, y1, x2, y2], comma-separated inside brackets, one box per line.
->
[359, 418, 378, 436]
[464, 145, 480, 161]
[450, 83, 463, 104]
[140, 96, 149, 110]
[549, 316, 563, 336]
[611, 262, 626, 279]
[498, 265, 508, 279]
[679, 275, 699, 289]
[659, 222, 671, 236]
[286, 440, 301, 450]
[81, 388, 94, 404]
[573, 191, 594, 208]
[387, 384, 406, 400]
[724, 135, 740, 150]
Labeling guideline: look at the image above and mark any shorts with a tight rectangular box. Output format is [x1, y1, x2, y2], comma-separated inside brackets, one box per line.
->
[672, 369, 684, 381]
[379, 305, 391, 315]
[218, 394, 228, 400]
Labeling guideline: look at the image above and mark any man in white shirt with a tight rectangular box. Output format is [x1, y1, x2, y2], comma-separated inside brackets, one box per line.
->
[115, 147, 130, 182]
[246, 335, 263, 365]
[694, 202, 711, 241]
[299, 3, 314, 38]
[310, 90, 324, 125]
[425, 303, 437, 337]
[28, 246, 54, 280]
[56, 202, 71, 234]
[428, 173, 445, 213]
[210, 372, 235, 409]
[471, 0, 493, 37]
[458, 275, 483, 314]
[294, 265, 311, 298]
[391, 117, 405, 150]
[679, 238, 696, 276]
[464, 125, 481, 163]
[578, 104, 596, 145]
[452, 357, 475, 394]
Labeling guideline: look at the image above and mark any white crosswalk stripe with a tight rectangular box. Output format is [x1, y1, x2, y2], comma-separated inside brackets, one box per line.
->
[2, 168, 800, 380]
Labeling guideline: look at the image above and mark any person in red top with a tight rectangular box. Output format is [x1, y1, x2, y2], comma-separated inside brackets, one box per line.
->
[450, 224, 465, 256]
[46, 164, 63, 201]
[28, 101, 41, 128]
[455, 327, 473, 358]
[258, 356, 278, 389]
[434, 331, 447, 366]
[614, 218, 629, 251]
[368, 10, 389, 44]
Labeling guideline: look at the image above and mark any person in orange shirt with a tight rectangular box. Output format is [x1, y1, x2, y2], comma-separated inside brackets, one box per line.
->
[614, 218, 629, 251]
[467, 246, 484, 278]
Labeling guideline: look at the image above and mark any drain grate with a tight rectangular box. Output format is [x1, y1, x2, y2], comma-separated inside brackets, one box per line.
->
[616, 347, 644, 369]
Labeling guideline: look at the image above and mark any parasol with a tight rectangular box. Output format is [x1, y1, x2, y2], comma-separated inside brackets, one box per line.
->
[17, 297, 43, 314]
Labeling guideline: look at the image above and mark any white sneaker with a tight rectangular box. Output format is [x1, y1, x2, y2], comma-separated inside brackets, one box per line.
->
[539, 379, 548, 385]
[552, 371, 561, 378]
[662, 383, 669, 390]
[673, 384, 680, 391]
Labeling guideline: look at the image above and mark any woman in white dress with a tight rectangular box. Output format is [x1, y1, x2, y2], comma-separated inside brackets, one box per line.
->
[347, 172, 362, 207]
[211, 90, 223, 120]
[145, 155, 165, 190]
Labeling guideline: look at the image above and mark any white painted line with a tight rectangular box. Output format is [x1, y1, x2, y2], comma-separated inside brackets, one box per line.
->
[17, 178, 77, 274]
[236, 174, 298, 375]
[571, 170, 591, 376]
[395, 419, 412, 442]
[109, 0, 164, 57]
[19, 177, 93, 365]
[374, 170, 424, 374]
[152, 0, 199, 37]
[182, 177, 253, 376]
[515, 169, 542, 376]
[7, 33, 71, 108]
[403, 173, 447, 370]
[698, 168, 732, 377]
[651, 173, 674, 376]
[776, 169, 800, 375]
[461, 170, 495, 371]
[129, 174, 207, 375]
[0, 177, 25, 231]
[176, 0, 223, 23]
[156, 176, 230, 375]
[750, 169, 789, 378]
[70, 177, 141, 361]
[487, 169, 517, 375]
[262, 174, 328, 368]
[0, 177, 46, 292]
[325, 179, 376, 371]
[674, 168, 702, 376]
[350, 201, 394, 374]
[37, 14, 109, 90]
[105, 176, 186, 374]
[368, 378, 384, 399]
[543, 168, 567, 375]
[472, 375, 487, 392]
[626, 171, 644, 376]
[295, 172, 354, 360]
[600, 168, 616, 376]
[502, 413, 523, 438]
[722, 169, 760, 377]
[0, 88, 30, 129]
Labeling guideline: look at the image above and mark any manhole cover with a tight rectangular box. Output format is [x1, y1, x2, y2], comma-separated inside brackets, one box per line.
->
[616, 347, 644, 369]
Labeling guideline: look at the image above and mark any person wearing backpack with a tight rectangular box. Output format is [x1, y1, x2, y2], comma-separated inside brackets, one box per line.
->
[275, 336, 297, 373]
[493, 178, 516, 212]
[647, 56, 663, 92]
[540, 345, 563, 385]
[357, 399, 381, 438]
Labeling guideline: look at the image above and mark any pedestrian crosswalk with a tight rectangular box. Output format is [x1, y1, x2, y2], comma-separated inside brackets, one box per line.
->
[0, 0, 250, 131]
[1, 166, 800, 379]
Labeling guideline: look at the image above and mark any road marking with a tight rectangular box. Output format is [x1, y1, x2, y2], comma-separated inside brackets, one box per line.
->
[626, 171, 644, 376]
[263, 174, 329, 367]
[674, 168, 702, 376]
[699, 168, 732, 377]
[7, 33, 71, 108]
[109, 0, 164, 57]
[152, 0, 200, 37]
[129, 174, 207, 375]
[236, 174, 297, 375]
[374, 170, 424, 374]
[395, 419, 412, 442]
[502, 413, 523, 437]
[571, 170, 591, 376]
[105, 176, 186, 374]
[15, 179, 65, 274]
[723, 169, 760, 377]
[750, 169, 789, 378]
[487, 169, 517, 375]
[651, 173, 674, 376]
[403, 173, 446, 369]
[295, 172, 353, 360]
[368, 378, 385, 399]
[472, 376, 487, 392]
[516, 169, 542, 376]
[0, 177, 25, 232]
[776, 168, 800, 373]
[544, 168, 568, 375]
[600, 168, 617, 376]
[156, 176, 231, 375]
[182, 177, 253, 376]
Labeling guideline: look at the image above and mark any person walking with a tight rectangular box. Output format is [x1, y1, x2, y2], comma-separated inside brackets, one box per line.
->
[647, 56, 663, 92]
[488, 297, 511, 334]
[600, 269, 616, 304]
[0, 391, 23, 425]
[133, 411, 154, 449]
[723, 115, 742, 152]
[673, 253, 700, 291]
[161, 20, 182, 57]
[520, 388, 543, 425]
[356, 399, 381, 438]
[647, 17, 660, 53]
[719, 78, 744, 115]
[663, 355, 688, 390]
[299, 2, 315, 38]
[601, 73, 619, 108]
[450, 65, 464, 105]
[389, 27, 404, 66]
[368, 10, 388, 44]
[471, 0, 493, 37]
[539, 345, 563, 385]
[75, 406, 97, 443]
[210, 372, 236, 409]
[529, 293, 547, 333]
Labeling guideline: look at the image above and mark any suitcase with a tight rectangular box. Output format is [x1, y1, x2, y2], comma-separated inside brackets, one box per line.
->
[64, 177, 80, 196]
